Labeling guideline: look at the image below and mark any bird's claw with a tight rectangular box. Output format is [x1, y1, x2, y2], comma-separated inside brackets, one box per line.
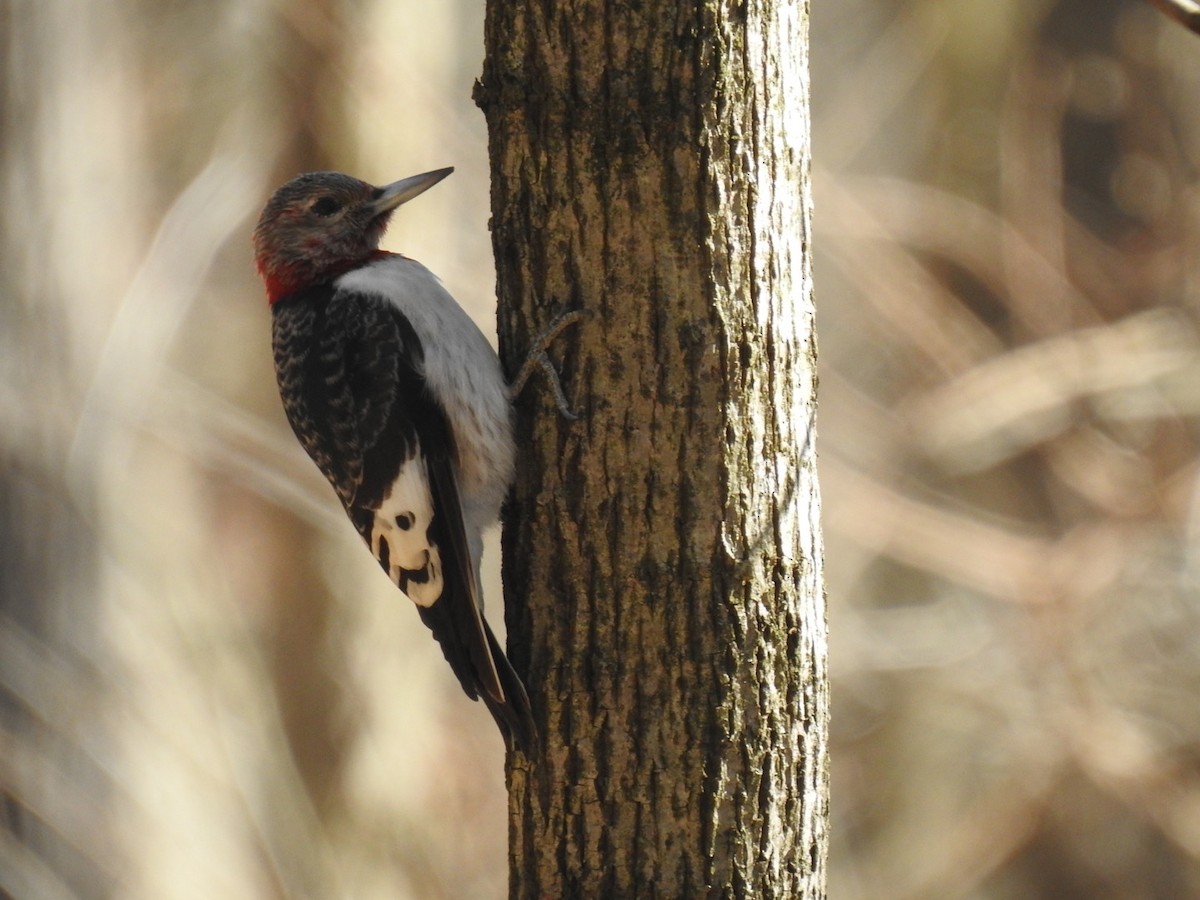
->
[510, 308, 591, 420]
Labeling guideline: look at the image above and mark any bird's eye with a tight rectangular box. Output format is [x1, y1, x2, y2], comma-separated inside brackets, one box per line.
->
[311, 196, 341, 217]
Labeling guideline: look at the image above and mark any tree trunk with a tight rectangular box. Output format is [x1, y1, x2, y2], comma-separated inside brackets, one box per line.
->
[476, 0, 827, 896]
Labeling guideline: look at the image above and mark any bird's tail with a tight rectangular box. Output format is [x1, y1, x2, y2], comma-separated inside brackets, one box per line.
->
[413, 583, 537, 755]
[480, 622, 538, 757]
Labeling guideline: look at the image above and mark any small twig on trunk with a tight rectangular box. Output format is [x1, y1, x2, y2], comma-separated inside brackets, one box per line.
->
[1146, 0, 1200, 36]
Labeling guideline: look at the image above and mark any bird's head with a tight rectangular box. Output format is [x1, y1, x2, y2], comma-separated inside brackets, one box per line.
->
[253, 167, 453, 305]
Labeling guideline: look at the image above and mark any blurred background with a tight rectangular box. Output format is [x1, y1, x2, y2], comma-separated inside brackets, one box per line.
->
[819, 1, 1200, 897]
[3, 0, 1200, 897]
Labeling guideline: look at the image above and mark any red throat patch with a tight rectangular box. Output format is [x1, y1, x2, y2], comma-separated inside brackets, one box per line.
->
[262, 268, 301, 306]
[260, 249, 397, 306]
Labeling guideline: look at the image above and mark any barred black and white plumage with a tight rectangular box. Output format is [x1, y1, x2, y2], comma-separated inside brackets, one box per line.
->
[255, 168, 535, 752]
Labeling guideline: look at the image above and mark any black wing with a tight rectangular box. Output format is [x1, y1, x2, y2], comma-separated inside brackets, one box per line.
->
[272, 286, 534, 748]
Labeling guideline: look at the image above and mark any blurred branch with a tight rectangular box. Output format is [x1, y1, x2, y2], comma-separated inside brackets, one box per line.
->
[66, 126, 272, 511]
[150, 370, 342, 533]
[1073, 712, 1200, 857]
[898, 769, 1055, 900]
[1146, 0, 1200, 35]
[822, 456, 1051, 603]
[0, 827, 78, 900]
[818, 174, 1004, 375]
[843, 178, 1100, 338]
[0, 618, 120, 893]
[824, 455, 1143, 607]
[909, 309, 1200, 472]
[816, 6, 949, 168]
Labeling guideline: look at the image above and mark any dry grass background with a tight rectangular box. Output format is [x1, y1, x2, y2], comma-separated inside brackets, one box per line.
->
[820, 0, 1200, 897]
[3, 0, 1200, 897]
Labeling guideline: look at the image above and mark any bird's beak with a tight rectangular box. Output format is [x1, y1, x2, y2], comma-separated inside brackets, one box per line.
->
[369, 167, 454, 217]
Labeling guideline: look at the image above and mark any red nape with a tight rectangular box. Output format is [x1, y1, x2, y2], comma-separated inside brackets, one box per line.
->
[261, 250, 397, 306]
[262, 270, 301, 306]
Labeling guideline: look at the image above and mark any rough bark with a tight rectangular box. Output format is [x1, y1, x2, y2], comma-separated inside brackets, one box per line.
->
[476, 0, 827, 896]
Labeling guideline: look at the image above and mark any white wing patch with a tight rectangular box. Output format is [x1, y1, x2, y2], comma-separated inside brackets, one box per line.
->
[370, 456, 443, 608]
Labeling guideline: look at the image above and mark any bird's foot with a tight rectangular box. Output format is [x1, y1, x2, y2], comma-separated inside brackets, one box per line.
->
[509, 308, 591, 420]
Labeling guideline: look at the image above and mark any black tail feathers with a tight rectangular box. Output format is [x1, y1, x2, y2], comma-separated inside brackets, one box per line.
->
[481, 623, 538, 756]
[417, 598, 538, 755]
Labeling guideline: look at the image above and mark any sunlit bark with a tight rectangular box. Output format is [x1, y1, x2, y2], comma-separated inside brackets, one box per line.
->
[478, 0, 829, 895]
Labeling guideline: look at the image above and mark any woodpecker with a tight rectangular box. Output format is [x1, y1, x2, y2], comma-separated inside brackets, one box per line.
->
[253, 167, 543, 752]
